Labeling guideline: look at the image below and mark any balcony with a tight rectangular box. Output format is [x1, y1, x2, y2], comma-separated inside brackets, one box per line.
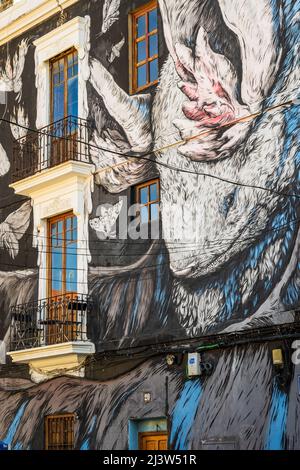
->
[11, 115, 91, 183]
[9, 114, 95, 241]
[7, 294, 95, 382]
[9, 293, 91, 350]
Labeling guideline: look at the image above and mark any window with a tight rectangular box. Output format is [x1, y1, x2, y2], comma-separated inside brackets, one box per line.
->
[45, 414, 75, 450]
[50, 49, 78, 123]
[130, 1, 158, 93]
[136, 179, 160, 225]
[34, 16, 90, 130]
[48, 212, 77, 297]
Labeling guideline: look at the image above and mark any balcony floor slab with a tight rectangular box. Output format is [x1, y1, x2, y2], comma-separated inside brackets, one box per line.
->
[7, 341, 95, 383]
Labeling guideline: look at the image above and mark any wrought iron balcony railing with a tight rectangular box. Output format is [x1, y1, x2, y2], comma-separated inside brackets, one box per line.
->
[9, 294, 91, 351]
[0, 0, 13, 13]
[11, 115, 91, 183]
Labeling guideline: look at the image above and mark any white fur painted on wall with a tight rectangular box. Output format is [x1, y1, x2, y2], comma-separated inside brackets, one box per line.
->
[0, 0, 299, 340]
[88, 0, 300, 335]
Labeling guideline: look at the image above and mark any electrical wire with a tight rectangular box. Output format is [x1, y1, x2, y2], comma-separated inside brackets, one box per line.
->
[56, 319, 300, 353]
[0, 246, 238, 277]
[1, 98, 295, 159]
[148, 86, 300, 145]
[1, 209, 300, 248]
[1, 211, 297, 245]
[1, 97, 300, 200]
[0, 211, 298, 282]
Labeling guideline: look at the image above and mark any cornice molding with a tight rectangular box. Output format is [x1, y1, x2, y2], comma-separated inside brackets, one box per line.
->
[0, 0, 79, 46]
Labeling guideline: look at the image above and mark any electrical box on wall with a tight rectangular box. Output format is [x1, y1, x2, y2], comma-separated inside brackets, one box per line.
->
[187, 352, 201, 377]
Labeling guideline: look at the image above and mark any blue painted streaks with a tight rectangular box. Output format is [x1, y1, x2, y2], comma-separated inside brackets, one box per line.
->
[80, 415, 97, 450]
[170, 379, 202, 450]
[80, 439, 90, 450]
[4, 401, 28, 448]
[13, 442, 23, 450]
[264, 381, 288, 450]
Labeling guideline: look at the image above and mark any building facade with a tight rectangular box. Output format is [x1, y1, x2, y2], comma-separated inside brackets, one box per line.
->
[0, 0, 299, 450]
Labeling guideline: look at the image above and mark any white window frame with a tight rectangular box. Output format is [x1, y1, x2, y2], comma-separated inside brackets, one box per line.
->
[34, 15, 90, 129]
[30, 16, 92, 300]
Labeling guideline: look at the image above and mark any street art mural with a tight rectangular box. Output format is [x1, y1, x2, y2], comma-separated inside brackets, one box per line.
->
[0, 39, 29, 176]
[0, 0, 299, 450]
[89, 0, 300, 336]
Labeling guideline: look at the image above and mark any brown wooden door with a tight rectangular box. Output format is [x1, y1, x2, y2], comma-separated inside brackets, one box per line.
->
[139, 432, 168, 450]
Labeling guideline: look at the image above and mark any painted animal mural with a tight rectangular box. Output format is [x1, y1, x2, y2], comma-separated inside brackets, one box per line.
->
[89, 0, 300, 336]
[0, 0, 299, 450]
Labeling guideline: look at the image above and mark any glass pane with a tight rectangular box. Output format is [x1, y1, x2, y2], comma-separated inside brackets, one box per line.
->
[148, 9, 157, 32]
[53, 61, 59, 73]
[68, 61, 78, 79]
[137, 40, 146, 63]
[137, 64, 147, 88]
[66, 216, 76, 241]
[149, 34, 158, 57]
[66, 217, 72, 231]
[53, 72, 60, 85]
[57, 221, 63, 236]
[149, 58, 158, 82]
[140, 186, 148, 204]
[150, 203, 159, 221]
[53, 84, 64, 122]
[68, 66, 73, 79]
[51, 224, 57, 246]
[66, 230, 71, 242]
[52, 248, 63, 292]
[67, 53, 74, 66]
[150, 182, 158, 201]
[66, 241, 77, 292]
[72, 216, 77, 241]
[137, 15, 146, 37]
[140, 205, 149, 224]
[67, 76, 78, 117]
[58, 59, 64, 80]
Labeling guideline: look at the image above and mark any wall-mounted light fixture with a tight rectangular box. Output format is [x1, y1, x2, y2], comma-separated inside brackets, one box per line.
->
[143, 392, 151, 403]
[272, 348, 284, 367]
[166, 354, 176, 366]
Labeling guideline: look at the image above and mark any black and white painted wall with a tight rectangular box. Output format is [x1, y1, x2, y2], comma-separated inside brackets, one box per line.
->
[0, 0, 299, 449]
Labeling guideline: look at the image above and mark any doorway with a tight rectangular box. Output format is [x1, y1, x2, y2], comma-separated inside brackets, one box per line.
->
[128, 418, 168, 450]
[139, 431, 168, 450]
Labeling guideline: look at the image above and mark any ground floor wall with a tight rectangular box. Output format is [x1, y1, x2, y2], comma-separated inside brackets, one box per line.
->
[0, 343, 300, 450]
